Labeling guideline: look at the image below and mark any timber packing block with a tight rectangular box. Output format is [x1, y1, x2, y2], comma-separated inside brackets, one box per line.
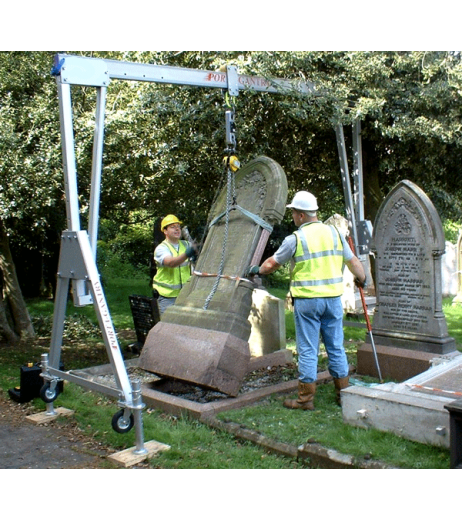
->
[108, 440, 171, 468]
[26, 408, 74, 425]
[140, 156, 288, 396]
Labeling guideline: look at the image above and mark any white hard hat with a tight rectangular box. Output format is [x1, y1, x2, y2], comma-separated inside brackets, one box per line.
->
[287, 191, 318, 211]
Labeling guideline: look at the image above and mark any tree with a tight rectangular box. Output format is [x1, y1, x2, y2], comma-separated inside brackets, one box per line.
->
[0, 218, 34, 341]
[0, 51, 64, 340]
[2, 51, 462, 342]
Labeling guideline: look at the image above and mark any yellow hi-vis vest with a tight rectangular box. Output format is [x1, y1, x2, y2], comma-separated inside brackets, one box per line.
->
[290, 222, 345, 298]
[152, 240, 191, 298]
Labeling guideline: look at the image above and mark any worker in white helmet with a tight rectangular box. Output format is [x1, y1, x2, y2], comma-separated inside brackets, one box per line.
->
[153, 214, 198, 315]
[246, 191, 366, 411]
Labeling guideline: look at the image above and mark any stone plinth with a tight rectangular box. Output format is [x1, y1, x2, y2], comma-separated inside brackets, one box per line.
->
[140, 156, 288, 396]
[248, 289, 286, 357]
[141, 322, 250, 396]
[357, 343, 438, 382]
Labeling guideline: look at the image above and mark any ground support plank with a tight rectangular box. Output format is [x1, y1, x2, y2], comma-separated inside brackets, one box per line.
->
[107, 440, 171, 468]
[26, 408, 74, 425]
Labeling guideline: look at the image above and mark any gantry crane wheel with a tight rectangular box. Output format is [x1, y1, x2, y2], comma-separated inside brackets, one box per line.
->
[40, 382, 61, 403]
[111, 409, 135, 434]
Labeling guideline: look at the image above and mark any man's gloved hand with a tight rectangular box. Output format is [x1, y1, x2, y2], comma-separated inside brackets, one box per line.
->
[354, 277, 367, 289]
[245, 265, 260, 277]
[186, 245, 198, 260]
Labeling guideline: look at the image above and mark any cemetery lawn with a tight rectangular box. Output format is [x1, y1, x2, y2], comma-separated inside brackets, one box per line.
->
[0, 276, 459, 469]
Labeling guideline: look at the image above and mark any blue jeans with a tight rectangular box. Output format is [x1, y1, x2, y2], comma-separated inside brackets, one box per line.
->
[293, 296, 348, 383]
[157, 296, 176, 315]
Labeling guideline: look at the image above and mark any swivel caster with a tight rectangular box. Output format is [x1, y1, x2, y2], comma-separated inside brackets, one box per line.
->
[111, 409, 134, 434]
[40, 381, 61, 403]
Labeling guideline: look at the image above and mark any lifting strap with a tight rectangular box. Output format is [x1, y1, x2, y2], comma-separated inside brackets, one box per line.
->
[208, 205, 273, 233]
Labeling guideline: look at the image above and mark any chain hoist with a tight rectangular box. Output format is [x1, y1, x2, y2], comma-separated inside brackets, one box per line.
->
[223, 91, 240, 173]
[202, 90, 241, 310]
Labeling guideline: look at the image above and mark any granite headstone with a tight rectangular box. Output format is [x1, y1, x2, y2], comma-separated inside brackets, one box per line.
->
[139, 156, 288, 396]
[358, 180, 456, 380]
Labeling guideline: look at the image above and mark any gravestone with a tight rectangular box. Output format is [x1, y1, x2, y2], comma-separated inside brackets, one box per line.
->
[139, 156, 288, 396]
[357, 180, 456, 380]
[452, 232, 462, 305]
[324, 214, 355, 313]
[442, 241, 457, 297]
[248, 289, 286, 357]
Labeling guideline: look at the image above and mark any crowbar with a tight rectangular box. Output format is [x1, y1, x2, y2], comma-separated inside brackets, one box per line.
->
[347, 236, 383, 383]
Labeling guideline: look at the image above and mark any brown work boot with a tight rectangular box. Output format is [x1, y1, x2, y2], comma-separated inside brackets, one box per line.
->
[283, 381, 316, 411]
[334, 377, 350, 405]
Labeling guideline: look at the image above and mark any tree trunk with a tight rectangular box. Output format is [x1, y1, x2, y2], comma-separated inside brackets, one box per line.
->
[0, 295, 19, 343]
[0, 219, 35, 341]
[362, 133, 386, 291]
[362, 140, 384, 225]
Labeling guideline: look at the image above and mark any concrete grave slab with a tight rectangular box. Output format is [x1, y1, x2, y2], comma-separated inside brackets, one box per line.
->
[342, 353, 462, 448]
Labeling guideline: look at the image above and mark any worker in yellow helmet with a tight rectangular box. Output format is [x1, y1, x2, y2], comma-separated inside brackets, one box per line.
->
[246, 191, 366, 411]
[152, 215, 198, 315]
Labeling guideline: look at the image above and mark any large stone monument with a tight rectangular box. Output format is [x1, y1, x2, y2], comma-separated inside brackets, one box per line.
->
[139, 156, 288, 396]
[357, 180, 456, 381]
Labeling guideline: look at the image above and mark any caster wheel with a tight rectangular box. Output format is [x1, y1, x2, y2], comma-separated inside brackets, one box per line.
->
[111, 409, 134, 434]
[40, 382, 60, 403]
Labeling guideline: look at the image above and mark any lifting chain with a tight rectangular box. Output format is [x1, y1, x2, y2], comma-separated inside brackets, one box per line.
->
[202, 160, 236, 310]
[202, 98, 239, 310]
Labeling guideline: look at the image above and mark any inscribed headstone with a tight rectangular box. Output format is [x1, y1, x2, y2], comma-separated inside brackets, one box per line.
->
[140, 156, 288, 395]
[371, 180, 455, 354]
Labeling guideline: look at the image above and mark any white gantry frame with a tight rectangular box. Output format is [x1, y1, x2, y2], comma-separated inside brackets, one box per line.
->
[45, 53, 370, 454]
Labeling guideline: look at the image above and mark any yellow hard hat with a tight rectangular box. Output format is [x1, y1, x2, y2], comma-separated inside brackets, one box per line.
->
[161, 214, 182, 231]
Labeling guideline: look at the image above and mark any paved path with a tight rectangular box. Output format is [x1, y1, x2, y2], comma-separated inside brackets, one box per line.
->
[0, 396, 108, 469]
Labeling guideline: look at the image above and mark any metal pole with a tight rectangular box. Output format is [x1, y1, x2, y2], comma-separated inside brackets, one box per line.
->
[56, 80, 81, 232]
[335, 124, 359, 249]
[130, 379, 147, 455]
[88, 86, 107, 256]
[347, 236, 383, 382]
[352, 120, 364, 224]
[40, 354, 58, 417]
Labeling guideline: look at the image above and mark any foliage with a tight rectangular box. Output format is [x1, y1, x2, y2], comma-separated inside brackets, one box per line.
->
[31, 313, 101, 340]
[443, 219, 462, 244]
[97, 212, 154, 272]
[0, 51, 65, 265]
[3, 51, 462, 336]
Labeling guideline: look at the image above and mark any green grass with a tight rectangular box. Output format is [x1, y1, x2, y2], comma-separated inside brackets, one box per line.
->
[27, 273, 153, 331]
[23, 382, 307, 469]
[2, 270, 460, 469]
[442, 299, 462, 345]
[217, 382, 450, 469]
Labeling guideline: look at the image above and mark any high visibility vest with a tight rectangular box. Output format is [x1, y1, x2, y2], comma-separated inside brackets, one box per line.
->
[290, 222, 345, 298]
[152, 240, 191, 298]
